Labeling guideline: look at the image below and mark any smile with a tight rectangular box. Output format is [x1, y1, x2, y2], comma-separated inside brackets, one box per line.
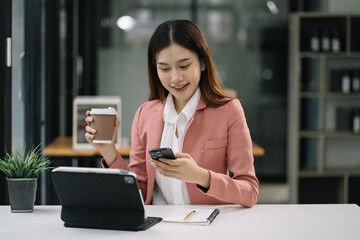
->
[172, 83, 189, 92]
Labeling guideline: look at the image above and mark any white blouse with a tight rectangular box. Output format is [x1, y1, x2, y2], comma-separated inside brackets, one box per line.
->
[152, 88, 201, 205]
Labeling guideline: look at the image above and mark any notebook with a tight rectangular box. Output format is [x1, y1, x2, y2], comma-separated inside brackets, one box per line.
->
[164, 208, 220, 225]
[51, 166, 162, 231]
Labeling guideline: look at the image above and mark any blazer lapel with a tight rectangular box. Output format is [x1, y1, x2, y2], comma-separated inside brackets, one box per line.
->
[145, 101, 165, 204]
[185, 96, 207, 136]
[149, 102, 165, 149]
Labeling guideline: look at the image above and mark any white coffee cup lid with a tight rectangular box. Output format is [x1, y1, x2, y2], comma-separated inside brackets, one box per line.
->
[90, 107, 117, 116]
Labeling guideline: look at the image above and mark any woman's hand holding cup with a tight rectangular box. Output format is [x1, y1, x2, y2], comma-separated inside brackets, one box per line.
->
[85, 108, 120, 166]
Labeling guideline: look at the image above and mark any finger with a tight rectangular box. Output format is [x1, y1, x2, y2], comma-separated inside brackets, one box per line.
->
[157, 166, 181, 179]
[156, 159, 180, 170]
[85, 116, 93, 125]
[113, 118, 120, 132]
[158, 158, 181, 166]
[155, 163, 177, 176]
[115, 117, 120, 127]
[174, 152, 190, 158]
[151, 159, 168, 169]
[85, 125, 96, 134]
[151, 160, 181, 179]
[112, 118, 120, 142]
[151, 159, 165, 168]
[85, 132, 94, 142]
[86, 110, 91, 116]
[158, 170, 177, 179]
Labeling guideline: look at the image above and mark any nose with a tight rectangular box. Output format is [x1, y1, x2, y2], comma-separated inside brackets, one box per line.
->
[170, 69, 182, 83]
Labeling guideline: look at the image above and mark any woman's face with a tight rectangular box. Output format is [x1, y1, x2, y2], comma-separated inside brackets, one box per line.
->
[156, 44, 204, 112]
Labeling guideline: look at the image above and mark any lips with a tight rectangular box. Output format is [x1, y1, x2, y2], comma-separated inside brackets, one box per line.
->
[172, 83, 189, 92]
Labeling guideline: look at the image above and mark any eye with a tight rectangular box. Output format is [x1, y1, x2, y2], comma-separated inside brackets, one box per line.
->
[180, 64, 190, 69]
[159, 68, 170, 72]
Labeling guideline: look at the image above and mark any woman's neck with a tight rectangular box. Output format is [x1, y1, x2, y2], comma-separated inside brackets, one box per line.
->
[174, 99, 187, 114]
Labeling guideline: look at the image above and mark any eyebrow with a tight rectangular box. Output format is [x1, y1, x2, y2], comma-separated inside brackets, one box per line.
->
[157, 58, 191, 65]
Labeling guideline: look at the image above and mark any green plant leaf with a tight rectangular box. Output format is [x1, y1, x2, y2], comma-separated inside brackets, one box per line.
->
[0, 144, 52, 178]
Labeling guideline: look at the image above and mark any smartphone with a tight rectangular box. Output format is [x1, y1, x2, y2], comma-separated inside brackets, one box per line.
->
[148, 148, 176, 160]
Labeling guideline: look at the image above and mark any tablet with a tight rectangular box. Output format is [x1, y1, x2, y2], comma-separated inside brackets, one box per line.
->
[51, 166, 162, 231]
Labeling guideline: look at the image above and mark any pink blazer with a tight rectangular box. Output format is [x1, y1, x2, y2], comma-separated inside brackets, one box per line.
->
[105, 97, 259, 207]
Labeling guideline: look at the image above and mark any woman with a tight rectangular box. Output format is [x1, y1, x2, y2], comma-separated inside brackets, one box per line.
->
[85, 20, 259, 207]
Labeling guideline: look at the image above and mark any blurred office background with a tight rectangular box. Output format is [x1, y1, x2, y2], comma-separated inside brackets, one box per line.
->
[1, 0, 360, 205]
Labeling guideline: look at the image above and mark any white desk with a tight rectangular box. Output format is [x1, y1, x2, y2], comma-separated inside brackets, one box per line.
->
[0, 204, 359, 240]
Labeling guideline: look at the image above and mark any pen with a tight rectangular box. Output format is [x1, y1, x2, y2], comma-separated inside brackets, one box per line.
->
[206, 208, 220, 224]
[184, 210, 196, 221]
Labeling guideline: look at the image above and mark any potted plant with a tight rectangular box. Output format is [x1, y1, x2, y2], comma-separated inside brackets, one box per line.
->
[0, 146, 52, 213]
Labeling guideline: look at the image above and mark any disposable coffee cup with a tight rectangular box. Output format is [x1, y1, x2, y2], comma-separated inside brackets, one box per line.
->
[89, 107, 117, 144]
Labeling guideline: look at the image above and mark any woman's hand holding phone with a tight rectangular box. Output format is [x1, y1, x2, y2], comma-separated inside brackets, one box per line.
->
[84, 110, 120, 166]
[148, 148, 176, 160]
[149, 149, 211, 189]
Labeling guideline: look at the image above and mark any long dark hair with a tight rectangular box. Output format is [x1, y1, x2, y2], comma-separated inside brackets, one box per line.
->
[147, 20, 231, 107]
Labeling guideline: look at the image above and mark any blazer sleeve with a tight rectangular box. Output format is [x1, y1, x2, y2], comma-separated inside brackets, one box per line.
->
[101, 105, 149, 200]
[203, 99, 259, 207]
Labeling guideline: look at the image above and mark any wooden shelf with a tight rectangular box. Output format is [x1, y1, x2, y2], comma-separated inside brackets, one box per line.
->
[44, 137, 265, 157]
[252, 142, 265, 157]
[44, 137, 130, 157]
[288, 13, 360, 204]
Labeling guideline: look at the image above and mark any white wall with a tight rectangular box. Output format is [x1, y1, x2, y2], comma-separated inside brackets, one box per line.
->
[97, 46, 149, 139]
[325, 0, 360, 13]
[11, 0, 25, 152]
